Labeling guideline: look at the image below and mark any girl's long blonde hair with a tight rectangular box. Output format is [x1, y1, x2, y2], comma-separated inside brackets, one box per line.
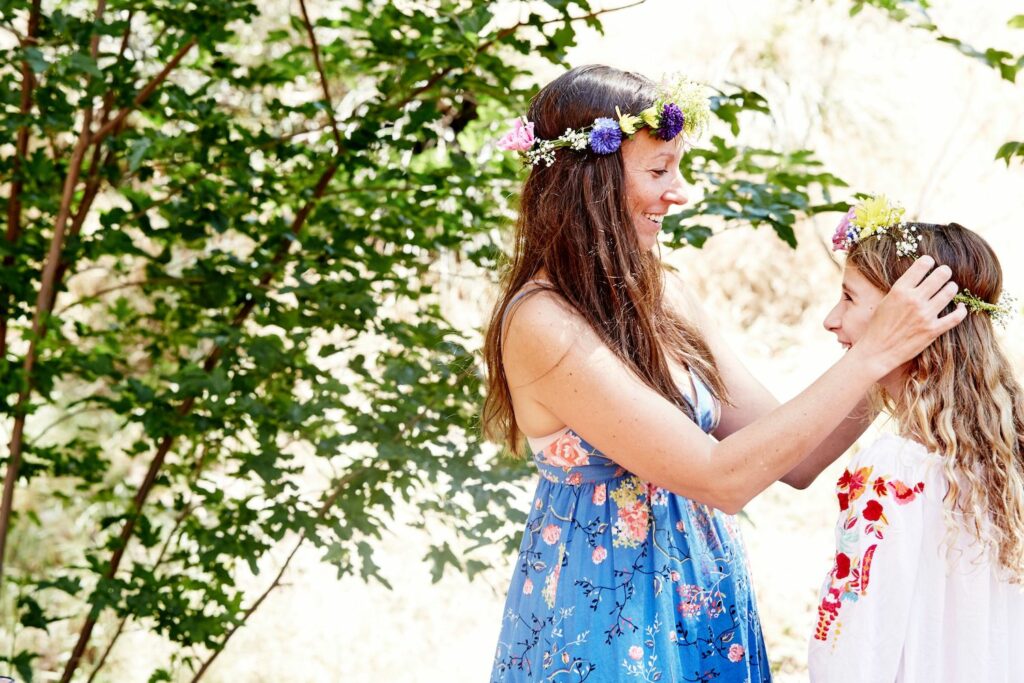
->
[849, 222, 1024, 580]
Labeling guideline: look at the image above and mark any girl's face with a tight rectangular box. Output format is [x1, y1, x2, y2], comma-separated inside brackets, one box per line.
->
[823, 265, 886, 351]
[621, 132, 689, 251]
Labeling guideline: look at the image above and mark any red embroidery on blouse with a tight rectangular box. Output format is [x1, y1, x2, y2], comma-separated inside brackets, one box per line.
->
[815, 466, 925, 642]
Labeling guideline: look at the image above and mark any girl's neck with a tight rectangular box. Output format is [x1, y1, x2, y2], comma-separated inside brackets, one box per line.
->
[878, 363, 910, 401]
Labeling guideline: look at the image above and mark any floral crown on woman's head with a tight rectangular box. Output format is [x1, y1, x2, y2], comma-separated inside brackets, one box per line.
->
[496, 77, 712, 167]
[832, 194, 1017, 327]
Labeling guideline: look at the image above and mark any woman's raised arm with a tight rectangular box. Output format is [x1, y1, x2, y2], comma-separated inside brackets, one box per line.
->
[504, 256, 965, 514]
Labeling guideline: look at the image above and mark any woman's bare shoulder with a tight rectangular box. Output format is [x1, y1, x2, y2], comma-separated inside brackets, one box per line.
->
[501, 289, 596, 389]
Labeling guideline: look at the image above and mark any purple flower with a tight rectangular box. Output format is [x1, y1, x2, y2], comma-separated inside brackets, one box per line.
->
[588, 117, 622, 154]
[655, 103, 685, 141]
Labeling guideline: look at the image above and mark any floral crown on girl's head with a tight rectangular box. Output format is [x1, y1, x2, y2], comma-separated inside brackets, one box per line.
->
[496, 77, 712, 167]
[831, 194, 921, 257]
[832, 194, 1017, 328]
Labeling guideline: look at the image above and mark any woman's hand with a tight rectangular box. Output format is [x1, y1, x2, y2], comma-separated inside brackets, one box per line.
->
[851, 256, 967, 377]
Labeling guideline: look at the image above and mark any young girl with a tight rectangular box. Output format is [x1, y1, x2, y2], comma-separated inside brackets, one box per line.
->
[483, 65, 964, 682]
[812, 197, 1024, 681]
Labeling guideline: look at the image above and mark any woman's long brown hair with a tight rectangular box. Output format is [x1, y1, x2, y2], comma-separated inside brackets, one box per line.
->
[849, 223, 1024, 580]
[481, 65, 727, 453]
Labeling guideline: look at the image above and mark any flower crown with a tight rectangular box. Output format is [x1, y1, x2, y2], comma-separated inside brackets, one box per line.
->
[831, 194, 921, 257]
[496, 77, 712, 167]
[832, 194, 1017, 327]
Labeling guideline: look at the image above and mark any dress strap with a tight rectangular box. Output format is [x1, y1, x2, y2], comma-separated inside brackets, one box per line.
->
[498, 279, 553, 338]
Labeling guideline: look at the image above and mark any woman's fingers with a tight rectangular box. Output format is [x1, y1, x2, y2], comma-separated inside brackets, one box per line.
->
[917, 264, 955, 300]
[936, 302, 968, 333]
[894, 255, 936, 289]
[925, 279, 960, 315]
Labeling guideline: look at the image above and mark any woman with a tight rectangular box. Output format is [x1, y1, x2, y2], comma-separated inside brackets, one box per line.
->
[483, 65, 965, 681]
[811, 199, 1023, 681]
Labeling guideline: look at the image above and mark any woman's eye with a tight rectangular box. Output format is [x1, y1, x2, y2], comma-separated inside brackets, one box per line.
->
[650, 169, 668, 177]
[842, 293, 853, 302]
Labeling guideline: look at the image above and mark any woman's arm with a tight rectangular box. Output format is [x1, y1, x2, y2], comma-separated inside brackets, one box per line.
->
[665, 274, 876, 489]
[503, 257, 963, 514]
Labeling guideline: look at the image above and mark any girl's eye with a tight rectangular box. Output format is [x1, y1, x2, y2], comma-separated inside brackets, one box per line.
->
[842, 293, 853, 302]
[650, 169, 668, 177]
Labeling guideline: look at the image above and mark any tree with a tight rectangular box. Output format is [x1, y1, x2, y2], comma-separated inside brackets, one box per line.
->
[0, 0, 842, 679]
[852, 0, 1024, 164]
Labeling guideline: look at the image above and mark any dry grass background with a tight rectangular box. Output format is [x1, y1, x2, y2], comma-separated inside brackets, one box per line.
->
[91, 0, 1024, 680]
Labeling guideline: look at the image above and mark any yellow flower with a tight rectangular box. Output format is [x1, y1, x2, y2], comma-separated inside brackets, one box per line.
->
[615, 107, 643, 136]
[853, 194, 905, 237]
[639, 105, 661, 129]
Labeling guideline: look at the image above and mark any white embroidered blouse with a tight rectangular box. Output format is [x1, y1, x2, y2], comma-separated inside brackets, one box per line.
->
[808, 434, 1024, 682]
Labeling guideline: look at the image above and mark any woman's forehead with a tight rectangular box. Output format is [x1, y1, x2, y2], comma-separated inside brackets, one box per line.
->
[623, 133, 683, 161]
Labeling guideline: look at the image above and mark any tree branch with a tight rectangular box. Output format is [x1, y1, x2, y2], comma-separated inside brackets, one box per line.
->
[190, 470, 360, 682]
[0, 105, 94, 589]
[92, 37, 197, 146]
[297, 0, 343, 149]
[1, 0, 42, 359]
[387, 0, 646, 113]
[59, 156, 341, 682]
[86, 440, 216, 683]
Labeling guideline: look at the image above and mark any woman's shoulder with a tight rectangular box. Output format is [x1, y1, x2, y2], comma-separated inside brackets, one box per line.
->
[500, 286, 596, 387]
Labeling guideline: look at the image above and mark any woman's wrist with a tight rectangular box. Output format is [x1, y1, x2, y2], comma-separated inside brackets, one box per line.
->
[841, 344, 892, 385]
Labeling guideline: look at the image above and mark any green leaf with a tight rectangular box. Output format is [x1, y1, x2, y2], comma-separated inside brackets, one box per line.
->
[128, 137, 153, 172]
[995, 141, 1023, 166]
[1008, 14, 1024, 29]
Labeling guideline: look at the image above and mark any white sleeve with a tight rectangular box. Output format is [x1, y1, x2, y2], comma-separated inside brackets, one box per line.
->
[808, 454, 929, 682]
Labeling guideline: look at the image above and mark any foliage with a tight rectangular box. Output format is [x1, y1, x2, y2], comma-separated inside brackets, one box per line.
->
[852, 0, 1024, 164]
[0, 0, 841, 680]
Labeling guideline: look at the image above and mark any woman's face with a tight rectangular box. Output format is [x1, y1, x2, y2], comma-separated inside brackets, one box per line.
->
[621, 132, 689, 251]
[823, 264, 886, 350]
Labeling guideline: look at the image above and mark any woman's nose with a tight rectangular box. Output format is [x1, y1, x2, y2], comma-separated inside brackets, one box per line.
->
[663, 173, 688, 206]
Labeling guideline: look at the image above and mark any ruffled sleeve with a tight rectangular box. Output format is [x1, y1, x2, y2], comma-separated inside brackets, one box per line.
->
[808, 436, 937, 682]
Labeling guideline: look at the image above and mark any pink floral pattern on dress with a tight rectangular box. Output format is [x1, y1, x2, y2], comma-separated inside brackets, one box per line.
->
[541, 524, 561, 545]
[493, 370, 770, 683]
[543, 432, 590, 469]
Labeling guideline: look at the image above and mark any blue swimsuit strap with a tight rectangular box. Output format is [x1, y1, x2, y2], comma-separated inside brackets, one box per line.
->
[498, 278, 553, 340]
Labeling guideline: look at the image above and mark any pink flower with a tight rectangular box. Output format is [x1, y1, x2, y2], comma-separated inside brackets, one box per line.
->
[523, 577, 533, 594]
[567, 471, 583, 486]
[727, 644, 745, 663]
[592, 483, 607, 505]
[592, 545, 607, 564]
[496, 117, 535, 152]
[534, 498, 542, 510]
[888, 480, 925, 504]
[669, 570, 680, 582]
[832, 208, 856, 251]
[541, 524, 561, 545]
[676, 520, 686, 532]
[618, 503, 650, 542]
[628, 645, 643, 661]
[544, 432, 590, 469]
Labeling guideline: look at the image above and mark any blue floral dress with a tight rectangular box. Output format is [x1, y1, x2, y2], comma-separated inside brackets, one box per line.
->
[491, 370, 771, 682]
